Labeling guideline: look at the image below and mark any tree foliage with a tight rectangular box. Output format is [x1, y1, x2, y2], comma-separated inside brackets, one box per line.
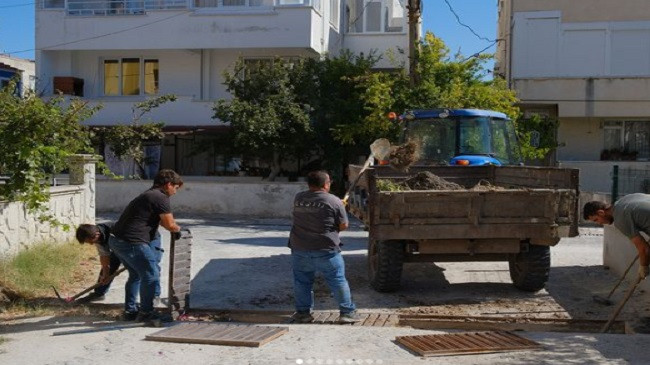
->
[516, 114, 559, 161]
[0, 80, 100, 222]
[214, 32, 555, 185]
[93, 94, 176, 178]
[213, 58, 313, 180]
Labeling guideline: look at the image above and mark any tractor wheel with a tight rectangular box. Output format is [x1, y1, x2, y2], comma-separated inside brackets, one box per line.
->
[509, 244, 551, 292]
[368, 240, 405, 292]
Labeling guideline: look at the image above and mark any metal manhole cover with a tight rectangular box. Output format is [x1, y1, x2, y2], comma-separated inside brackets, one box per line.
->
[396, 331, 542, 357]
[146, 323, 288, 347]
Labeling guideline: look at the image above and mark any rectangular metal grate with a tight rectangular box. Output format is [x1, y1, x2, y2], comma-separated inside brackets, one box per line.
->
[309, 312, 399, 327]
[168, 230, 192, 319]
[146, 322, 288, 347]
[396, 331, 542, 357]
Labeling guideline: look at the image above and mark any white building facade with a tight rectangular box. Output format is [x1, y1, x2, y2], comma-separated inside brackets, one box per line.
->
[36, 0, 409, 174]
[496, 0, 650, 193]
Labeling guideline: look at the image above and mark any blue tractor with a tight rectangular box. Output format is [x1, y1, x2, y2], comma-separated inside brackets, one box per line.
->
[398, 109, 522, 166]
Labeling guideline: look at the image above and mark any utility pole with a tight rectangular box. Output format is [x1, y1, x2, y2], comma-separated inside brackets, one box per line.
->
[407, 0, 422, 86]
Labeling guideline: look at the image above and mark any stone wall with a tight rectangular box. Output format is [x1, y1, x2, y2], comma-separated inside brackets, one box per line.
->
[0, 155, 98, 257]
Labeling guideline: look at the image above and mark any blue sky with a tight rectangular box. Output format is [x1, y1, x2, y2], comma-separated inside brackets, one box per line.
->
[0, 0, 497, 64]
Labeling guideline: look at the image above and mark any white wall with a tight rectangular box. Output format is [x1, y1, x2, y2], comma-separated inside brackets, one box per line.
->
[342, 33, 408, 69]
[559, 161, 650, 193]
[556, 118, 602, 161]
[603, 225, 650, 294]
[97, 178, 306, 218]
[513, 12, 650, 78]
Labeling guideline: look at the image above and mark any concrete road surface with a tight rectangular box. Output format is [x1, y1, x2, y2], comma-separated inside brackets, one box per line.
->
[1, 215, 649, 364]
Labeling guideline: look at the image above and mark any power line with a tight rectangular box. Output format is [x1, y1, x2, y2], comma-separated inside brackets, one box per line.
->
[463, 40, 498, 61]
[7, 10, 191, 55]
[443, 0, 496, 43]
[0, 1, 36, 9]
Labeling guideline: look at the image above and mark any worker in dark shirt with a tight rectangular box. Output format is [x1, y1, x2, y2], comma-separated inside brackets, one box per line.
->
[109, 169, 183, 324]
[289, 170, 359, 324]
[75, 223, 120, 302]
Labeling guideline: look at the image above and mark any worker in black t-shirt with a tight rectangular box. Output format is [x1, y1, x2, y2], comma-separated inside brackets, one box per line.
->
[109, 169, 183, 324]
[75, 223, 120, 302]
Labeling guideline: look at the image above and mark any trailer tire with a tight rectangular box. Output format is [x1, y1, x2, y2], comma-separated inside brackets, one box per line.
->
[509, 244, 550, 292]
[369, 240, 405, 292]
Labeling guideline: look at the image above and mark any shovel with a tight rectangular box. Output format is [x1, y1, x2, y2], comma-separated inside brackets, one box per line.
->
[52, 267, 126, 304]
[600, 275, 643, 333]
[593, 255, 638, 306]
[342, 138, 391, 205]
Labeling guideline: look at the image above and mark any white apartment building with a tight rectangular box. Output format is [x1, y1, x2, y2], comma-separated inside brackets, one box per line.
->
[36, 0, 409, 175]
[496, 0, 650, 193]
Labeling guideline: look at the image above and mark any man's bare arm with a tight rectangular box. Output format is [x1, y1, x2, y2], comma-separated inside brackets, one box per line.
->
[98, 255, 111, 283]
[631, 235, 650, 266]
[160, 213, 181, 232]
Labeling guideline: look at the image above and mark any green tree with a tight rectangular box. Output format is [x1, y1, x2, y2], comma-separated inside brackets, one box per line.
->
[0, 80, 100, 223]
[213, 58, 313, 180]
[516, 114, 559, 162]
[94, 94, 176, 178]
[295, 51, 391, 189]
[355, 32, 556, 162]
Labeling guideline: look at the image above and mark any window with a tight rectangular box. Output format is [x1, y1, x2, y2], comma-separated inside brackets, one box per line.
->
[41, 0, 64, 9]
[330, 0, 340, 27]
[103, 58, 159, 96]
[346, 0, 403, 33]
[194, 0, 265, 6]
[603, 121, 623, 151]
[604, 121, 650, 160]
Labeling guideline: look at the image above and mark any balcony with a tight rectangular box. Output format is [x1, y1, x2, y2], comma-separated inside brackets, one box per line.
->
[40, 0, 320, 16]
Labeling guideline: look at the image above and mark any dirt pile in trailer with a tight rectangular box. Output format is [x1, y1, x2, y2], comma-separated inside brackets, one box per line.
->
[379, 172, 511, 192]
[402, 171, 464, 190]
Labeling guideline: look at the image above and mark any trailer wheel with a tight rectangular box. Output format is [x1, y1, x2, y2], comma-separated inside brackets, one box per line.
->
[369, 240, 405, 292]
[509, 244, 550, 292]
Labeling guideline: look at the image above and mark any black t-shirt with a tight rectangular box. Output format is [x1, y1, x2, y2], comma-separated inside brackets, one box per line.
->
[112, 188, 171, 244]
[289, 190, 348, 251]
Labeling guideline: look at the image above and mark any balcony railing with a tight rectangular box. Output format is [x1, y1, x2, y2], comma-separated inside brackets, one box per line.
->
[40, 0, 321, 15]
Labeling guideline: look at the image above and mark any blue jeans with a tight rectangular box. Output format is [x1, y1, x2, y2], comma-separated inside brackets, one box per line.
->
[108, 236, 159, 314]
[291, 250, 356, 314]
[149, 232, 163, 297]
[93, 252, 122, 296]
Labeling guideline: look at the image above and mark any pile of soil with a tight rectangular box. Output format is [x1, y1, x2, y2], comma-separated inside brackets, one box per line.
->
[401, 171, 464, 190]
[388, 140, 420, 172]
[469, 179, 508, 192]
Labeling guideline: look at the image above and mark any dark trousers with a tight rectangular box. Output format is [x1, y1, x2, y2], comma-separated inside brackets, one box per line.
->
[93, 252, 122, 296]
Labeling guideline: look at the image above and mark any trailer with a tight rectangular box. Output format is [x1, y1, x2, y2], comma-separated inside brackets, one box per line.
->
[347, 164, 579, 292]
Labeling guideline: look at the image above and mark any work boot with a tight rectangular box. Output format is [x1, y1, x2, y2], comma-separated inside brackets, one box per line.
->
[76, 292, 105, 303]
[291, 311, 314, 324]
[338, 311, 361, 324]
[121, 310, 139, 321]
[137, 311, 173, 327]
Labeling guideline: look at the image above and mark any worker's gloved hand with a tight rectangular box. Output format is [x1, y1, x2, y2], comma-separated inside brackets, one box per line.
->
[171, 231, 182, 241]
[638, 265, 649, 280]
